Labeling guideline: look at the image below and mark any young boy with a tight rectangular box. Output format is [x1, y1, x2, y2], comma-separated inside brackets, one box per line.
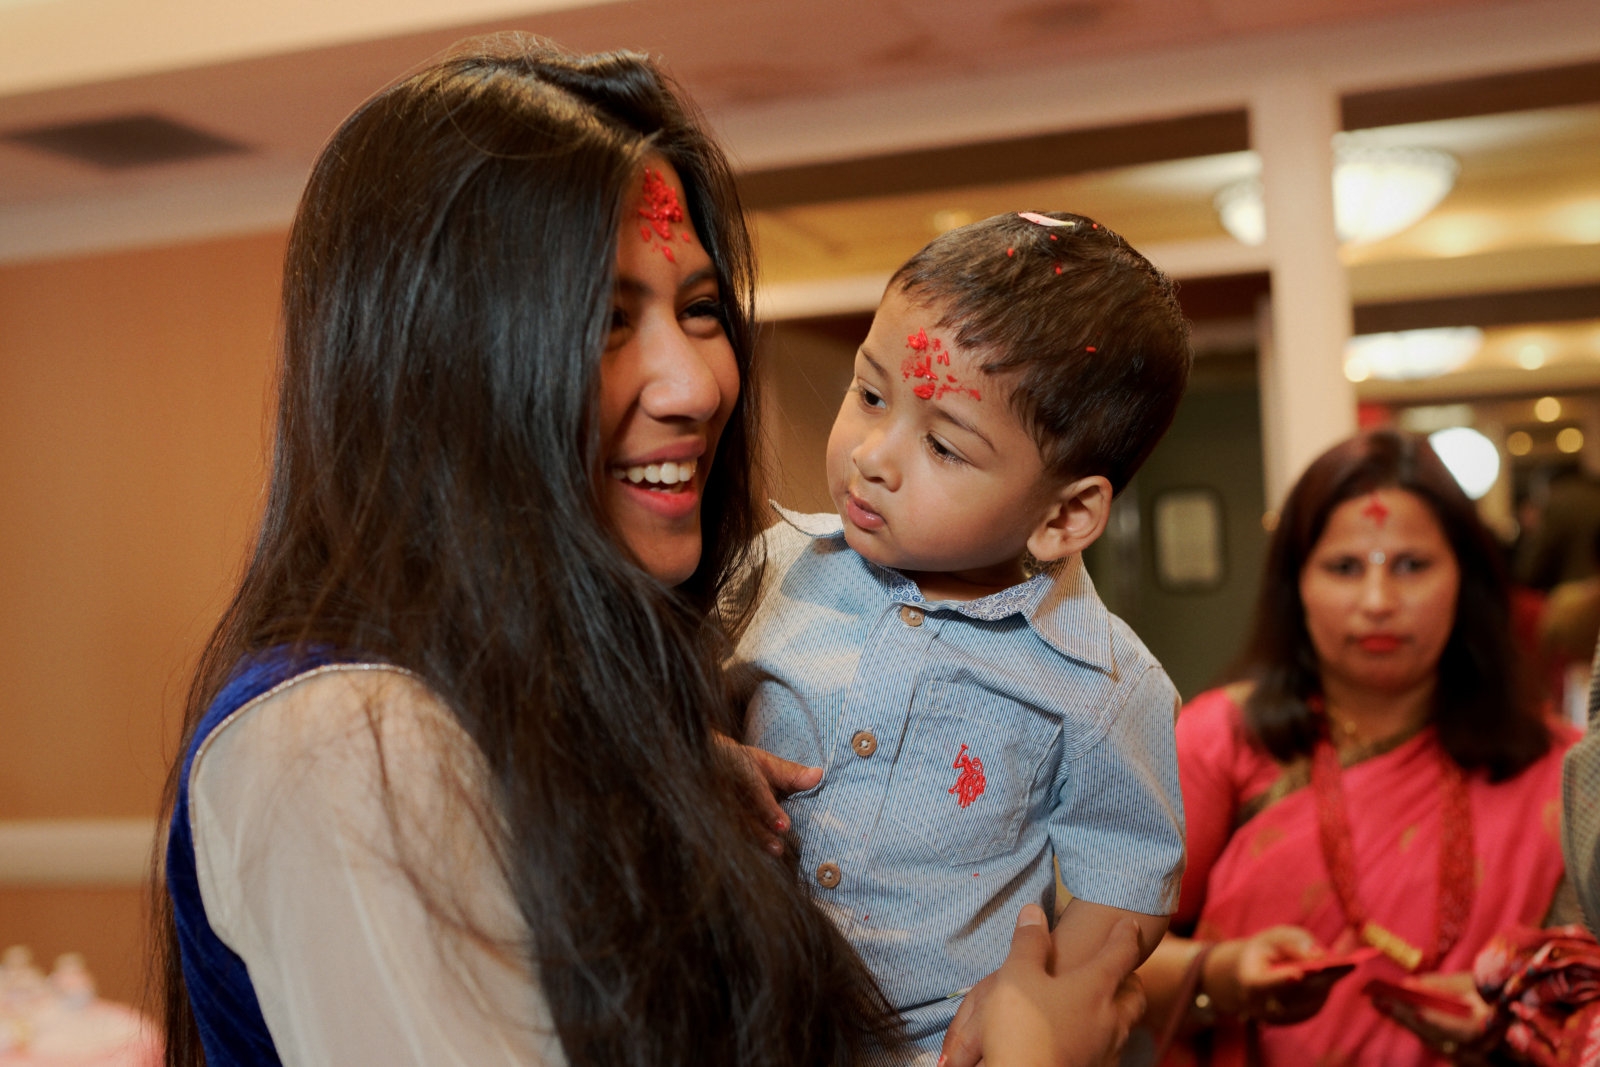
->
[732, 211, 1191, 1061]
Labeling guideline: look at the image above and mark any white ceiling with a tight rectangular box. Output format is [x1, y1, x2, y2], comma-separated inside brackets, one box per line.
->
[1, 0, 1597, 337]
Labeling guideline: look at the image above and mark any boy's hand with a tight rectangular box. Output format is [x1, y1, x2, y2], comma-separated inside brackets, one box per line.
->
[713, 734, 821, 855]
[941, 907, 1144, 1067]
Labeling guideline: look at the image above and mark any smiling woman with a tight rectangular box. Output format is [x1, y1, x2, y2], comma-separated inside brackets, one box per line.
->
[598, 159, 740, 587]
[1137, 429, 1574, 1067]
[151, 35, 1140, 1067]
[152, 36, 895, 1067]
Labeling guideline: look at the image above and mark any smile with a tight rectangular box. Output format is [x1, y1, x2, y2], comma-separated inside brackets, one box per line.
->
[610, 460, 697, 491]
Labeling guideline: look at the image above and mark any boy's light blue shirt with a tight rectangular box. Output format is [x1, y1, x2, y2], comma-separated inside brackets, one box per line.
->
[734, 508, 1185, 1057]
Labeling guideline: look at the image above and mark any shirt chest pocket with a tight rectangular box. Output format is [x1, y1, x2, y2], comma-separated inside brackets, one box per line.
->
[885, 682, 1061, 867]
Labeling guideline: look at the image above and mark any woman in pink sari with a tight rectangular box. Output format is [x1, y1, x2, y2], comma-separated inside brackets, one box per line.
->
[1140, 430, 1576, 1066]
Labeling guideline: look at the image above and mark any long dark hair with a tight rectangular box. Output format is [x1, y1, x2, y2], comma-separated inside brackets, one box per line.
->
[1235, 429, 1549, 780]
[156, 36, 892, 1066]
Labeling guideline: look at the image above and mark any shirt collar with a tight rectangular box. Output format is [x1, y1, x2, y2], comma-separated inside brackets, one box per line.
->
[771, 504, 1115, 674]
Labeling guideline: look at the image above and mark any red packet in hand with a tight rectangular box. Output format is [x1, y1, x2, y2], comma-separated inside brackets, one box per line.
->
[1363, 977, 1476, 1018]
[1276, 946, 1382, 979]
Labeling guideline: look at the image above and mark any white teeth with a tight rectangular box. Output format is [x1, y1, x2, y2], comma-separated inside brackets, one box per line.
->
[613, 460, 696, 487]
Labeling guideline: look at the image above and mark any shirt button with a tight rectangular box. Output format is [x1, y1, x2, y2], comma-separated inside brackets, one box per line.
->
[815, 862, 841, 889]
[851, 731, 878, 758]
[900, 605, 924, 627]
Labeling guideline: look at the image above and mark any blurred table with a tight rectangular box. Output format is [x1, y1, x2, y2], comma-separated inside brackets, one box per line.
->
[0, 999, 158, 1067]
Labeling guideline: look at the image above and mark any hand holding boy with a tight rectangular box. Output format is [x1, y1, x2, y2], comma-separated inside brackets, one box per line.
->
[941, 907, 1146, 1067]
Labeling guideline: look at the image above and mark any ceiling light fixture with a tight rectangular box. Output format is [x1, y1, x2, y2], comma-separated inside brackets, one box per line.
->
[1343, 326, 1482, 383]
[1428, 426, 1499, 500]
[1215, 139, 1459, 247]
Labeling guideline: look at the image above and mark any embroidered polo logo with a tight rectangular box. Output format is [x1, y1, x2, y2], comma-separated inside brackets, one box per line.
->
[948, 744, 986, 808]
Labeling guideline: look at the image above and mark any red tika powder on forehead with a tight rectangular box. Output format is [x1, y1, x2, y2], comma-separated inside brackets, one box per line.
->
[638, 169, 684, 239]
[636, 169, 688, 263]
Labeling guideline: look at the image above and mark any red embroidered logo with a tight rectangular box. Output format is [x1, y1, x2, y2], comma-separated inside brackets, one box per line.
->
[948, 744, 986, 808]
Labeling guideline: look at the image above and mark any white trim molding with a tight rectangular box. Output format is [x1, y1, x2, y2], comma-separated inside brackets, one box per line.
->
[0, 818, 161, 888]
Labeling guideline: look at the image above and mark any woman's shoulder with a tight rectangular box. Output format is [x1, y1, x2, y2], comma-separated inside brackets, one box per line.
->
[1178, 682, 1252, 737]
[1177, 682, 1281, 785]
[1494, 715, 1582, 786]
[191, 662, 480, 806]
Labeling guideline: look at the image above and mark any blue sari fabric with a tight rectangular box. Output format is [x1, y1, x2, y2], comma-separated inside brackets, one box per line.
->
[166, 646, 340, 1066]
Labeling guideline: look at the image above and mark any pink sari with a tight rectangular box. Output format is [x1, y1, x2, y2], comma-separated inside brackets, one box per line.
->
[1171, 688, 1573, 1067]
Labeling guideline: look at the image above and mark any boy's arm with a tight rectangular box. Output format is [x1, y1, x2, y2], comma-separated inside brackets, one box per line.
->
[1051, 664, 1186, 928]
[1054, 897, 1168, 970]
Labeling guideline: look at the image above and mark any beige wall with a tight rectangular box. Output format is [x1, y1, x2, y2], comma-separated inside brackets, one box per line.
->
[757, 319, 862, 516]
[0, 230, 285, 1004]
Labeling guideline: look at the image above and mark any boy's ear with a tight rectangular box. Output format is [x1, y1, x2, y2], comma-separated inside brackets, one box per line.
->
[1027, 475, 1113, 563]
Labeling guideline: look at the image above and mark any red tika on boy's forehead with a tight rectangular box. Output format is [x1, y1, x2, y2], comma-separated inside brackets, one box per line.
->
[901, 327, 981, 403]
[636, 168, 687, 263]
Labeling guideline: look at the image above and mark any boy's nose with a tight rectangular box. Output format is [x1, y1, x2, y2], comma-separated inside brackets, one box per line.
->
[853, 428, 898, 489]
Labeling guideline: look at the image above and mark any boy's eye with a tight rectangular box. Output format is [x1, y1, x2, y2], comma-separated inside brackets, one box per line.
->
[855, 384, 885, 409]
[927, 435, 966, 465]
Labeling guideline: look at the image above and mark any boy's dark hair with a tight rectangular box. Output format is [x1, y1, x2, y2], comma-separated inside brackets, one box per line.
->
[891, 211, 1191, 493]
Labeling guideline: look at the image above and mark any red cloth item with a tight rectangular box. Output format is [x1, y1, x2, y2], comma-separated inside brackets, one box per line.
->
[1474, 925, 1600, 1067]
[1168, 689, 1574, 1066]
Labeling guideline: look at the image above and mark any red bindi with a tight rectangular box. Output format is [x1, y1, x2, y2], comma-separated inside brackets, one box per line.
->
[1361, 493, 1390, 526]
[637, 168, 687, 263]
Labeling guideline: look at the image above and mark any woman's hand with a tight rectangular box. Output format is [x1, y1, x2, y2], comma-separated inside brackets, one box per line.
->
[1208, 926, 1347, 1025]
[941, 905, 1145, 1067]
[712, 734, 821, 855]
[1369, 972, 1494, 1064]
